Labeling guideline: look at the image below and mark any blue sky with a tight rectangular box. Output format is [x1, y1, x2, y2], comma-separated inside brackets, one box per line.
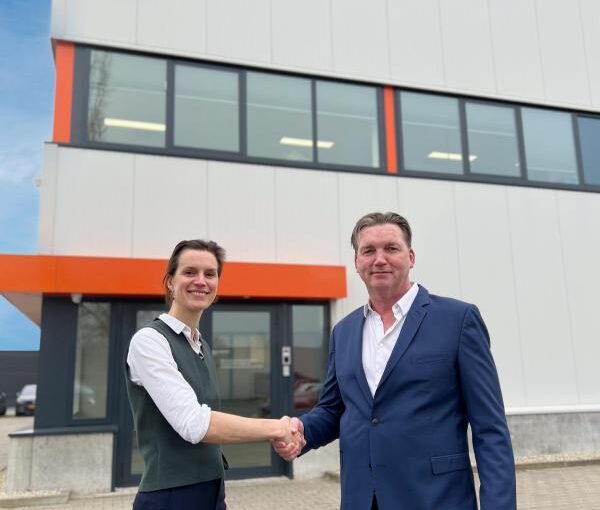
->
[0, 0, 53, 350]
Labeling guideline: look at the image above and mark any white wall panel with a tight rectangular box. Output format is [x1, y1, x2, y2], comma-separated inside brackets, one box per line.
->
[38, 145, 59, 254]
[330, 0, 390, 80]
[396, 178, 461, 298]
[53, 148, 134, 257]
[132, 155, 208, 259]
[274, 168, 340, 264]
[271, 0, 333, 72]
[454, 184, 526, 406]
[63, 0, 137, 44]
[488, 0, 545, 101]
[579, 0, 600, 108]
[206, 0, 271, 63]
[337, 173, 399, 317]
[535, 0, 591, 107]
[50, 0, 66, 37]
[207, 162, 276, 262]
[506, 188, 578, 405]
[387, 0, 445, 87]
[439, 0, 496, 93]
[137, 0, 206, 54]
[556, 191, 600, 404]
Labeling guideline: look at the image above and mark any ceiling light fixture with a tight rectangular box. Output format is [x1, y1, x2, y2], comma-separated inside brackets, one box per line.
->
[280, 137, 334, 149]
[428, 151, 477, 162]
[104, 118, 166, 132]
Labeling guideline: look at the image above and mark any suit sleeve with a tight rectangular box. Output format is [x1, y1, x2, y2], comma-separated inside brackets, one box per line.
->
[299, 327, 345, 451]
[458, 305, 516, 510]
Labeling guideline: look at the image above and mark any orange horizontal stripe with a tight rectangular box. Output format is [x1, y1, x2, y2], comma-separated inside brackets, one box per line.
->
[0, 255, 346, 300]
[52, 41, 75, 144]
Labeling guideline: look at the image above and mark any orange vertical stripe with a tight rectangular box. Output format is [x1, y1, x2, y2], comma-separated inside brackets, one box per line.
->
[384, 86, 398, 174]
[52, 41, 75, 144]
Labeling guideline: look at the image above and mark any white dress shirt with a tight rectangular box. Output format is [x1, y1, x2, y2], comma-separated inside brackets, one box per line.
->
[127, 313, 212, 444]
[362, 283, 419, 396]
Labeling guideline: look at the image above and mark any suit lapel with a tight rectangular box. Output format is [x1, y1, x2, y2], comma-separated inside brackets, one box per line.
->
[349, 312, 373, 404]
[376, 286, 430, 393]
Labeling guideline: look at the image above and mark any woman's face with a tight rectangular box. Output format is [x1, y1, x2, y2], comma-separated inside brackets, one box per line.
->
[167, 249, 219, 314]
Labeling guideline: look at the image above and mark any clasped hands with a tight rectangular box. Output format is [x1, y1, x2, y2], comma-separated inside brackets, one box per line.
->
[272, 416, 306, 461]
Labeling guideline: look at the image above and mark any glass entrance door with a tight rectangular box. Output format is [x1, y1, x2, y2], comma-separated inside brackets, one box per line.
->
[209, 307, 288, 478]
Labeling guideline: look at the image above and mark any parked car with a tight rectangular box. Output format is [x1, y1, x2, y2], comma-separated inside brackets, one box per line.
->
[0, 392, 6, 415]
[15, 384, 36, 416]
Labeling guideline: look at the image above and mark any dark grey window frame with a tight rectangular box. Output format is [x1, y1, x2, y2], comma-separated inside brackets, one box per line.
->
[395, 88, 600, 192]
[71, 45, 387, 175]
[67, 44, 600, 193]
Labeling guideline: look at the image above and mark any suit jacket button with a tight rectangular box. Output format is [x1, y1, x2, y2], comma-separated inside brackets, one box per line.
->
[371, 418, 379, 426]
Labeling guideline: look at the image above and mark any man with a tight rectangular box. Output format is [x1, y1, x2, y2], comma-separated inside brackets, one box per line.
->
[275, 212, 516, 510]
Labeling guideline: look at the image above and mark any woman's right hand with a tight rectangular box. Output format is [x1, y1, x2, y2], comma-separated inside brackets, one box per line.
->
[272, 416, 305, 461]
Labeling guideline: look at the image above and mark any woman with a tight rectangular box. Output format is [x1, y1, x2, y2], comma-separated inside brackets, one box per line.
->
[126, 239, 301, 509]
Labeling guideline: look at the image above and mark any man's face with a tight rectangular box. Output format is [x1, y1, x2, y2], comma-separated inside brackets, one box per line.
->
[354, 223, 415, 298]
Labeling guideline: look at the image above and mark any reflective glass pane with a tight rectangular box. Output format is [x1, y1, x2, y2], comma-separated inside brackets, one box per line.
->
[466, 103, 520, 177]
[577, 116, 600, 186]
[72, 302, 110, 420]
[88, 51, 166, 147]
[292, 305, 327, 414]
[316, 81, 380, 168]
[522, 108, 578, 184]
[174, 65, 239, 152]
[247, 72, 313, 161]
[400, 92, 463, 174]
[212, 311, 271, 468]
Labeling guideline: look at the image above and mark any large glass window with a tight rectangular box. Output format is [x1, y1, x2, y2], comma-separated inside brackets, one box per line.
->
[466, 102, 520, 177]
[88, 50, 166, 147]
[72, 302, 110, 420]
[247, 72, 313, 162]
[577, 116, 600, 186]
[400, 92, 464, 174]
[174, 65, 239, 152]
[316, 81, 380, 168]
[522, 108, 578, 185]
[292, 305, 327, 414]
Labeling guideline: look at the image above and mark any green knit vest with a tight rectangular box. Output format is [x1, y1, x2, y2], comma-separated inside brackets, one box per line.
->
[125, 318, 224, 492]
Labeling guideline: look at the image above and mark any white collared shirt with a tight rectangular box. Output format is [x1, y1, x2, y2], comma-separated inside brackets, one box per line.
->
[127, 313, 212, 444]
[362, 283, 419, 396]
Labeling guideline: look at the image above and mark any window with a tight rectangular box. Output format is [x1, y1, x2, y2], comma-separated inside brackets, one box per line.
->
[466, 102, 520, 177]
[72, 302, 110, 420]
[577, 116, 600, 186]
[292, 305, 327, 414]
[88, 51, 166, 147]
[316, 81, 380, 168]
[522, 108, 578, 185]
[400, 92, 463, 174]
[174, 65, 239, 152]
[246, 72, 313, 162]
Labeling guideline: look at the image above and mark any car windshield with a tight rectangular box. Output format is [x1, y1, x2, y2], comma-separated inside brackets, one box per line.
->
[21, 385, 36, 397]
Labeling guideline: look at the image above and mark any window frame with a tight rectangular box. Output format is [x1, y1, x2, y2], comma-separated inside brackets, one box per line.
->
[67, 44, 600, 193]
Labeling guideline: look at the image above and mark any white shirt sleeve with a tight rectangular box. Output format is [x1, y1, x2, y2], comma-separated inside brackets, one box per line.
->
[127, 327, 212, 444]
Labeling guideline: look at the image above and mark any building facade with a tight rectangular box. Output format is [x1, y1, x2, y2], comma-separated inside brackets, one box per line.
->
[1, 0, 600, 494]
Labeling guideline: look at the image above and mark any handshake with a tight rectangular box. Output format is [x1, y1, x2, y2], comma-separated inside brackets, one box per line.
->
[271, 416, 306, 461]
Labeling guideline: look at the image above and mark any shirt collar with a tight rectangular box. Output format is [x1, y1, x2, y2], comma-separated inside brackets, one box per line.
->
[363, 282, 419, 319]
[159, 313, 201, 342]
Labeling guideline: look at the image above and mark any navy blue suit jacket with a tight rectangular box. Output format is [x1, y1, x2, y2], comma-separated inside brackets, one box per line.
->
[301, 286, 516, 510]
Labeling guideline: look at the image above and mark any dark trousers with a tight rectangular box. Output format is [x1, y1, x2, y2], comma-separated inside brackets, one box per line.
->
[133, 478, 225, 510]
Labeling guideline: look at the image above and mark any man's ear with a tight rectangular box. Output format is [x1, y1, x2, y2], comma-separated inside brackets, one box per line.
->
[409, 248, 416, 268]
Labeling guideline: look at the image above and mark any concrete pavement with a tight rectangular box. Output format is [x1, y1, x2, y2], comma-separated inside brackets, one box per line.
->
[2, 464, 600, 509]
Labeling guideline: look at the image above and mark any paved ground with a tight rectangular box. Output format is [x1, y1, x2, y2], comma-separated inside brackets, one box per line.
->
[2, 412, 600, 509]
